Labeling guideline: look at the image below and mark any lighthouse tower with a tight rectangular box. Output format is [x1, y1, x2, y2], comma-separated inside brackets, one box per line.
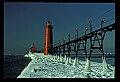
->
[44, 20, 53, 55]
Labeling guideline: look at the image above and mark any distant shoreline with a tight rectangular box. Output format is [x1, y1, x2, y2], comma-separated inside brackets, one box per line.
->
[59, 54, 115, 58]
[4, 54, 115, 58]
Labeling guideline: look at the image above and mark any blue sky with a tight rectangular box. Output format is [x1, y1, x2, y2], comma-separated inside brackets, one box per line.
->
[4, 2, 115, 55]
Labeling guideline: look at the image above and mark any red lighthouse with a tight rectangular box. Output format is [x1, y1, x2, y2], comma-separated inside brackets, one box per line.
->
[44, 20, 53, 55]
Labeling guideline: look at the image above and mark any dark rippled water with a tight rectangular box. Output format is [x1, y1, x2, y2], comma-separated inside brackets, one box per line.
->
[4, 55, 31, 78]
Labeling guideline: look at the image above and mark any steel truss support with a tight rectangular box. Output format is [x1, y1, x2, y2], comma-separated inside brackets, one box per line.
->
[67, 34, 71, 58]
[89, 31, 106, 60]
[62, 38, 65, 57]
[58, 40, 61, 57]
[77, 39, 87, 59]
[88, 19, 106, 60]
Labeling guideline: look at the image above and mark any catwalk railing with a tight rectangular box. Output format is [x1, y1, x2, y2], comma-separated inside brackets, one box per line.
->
[51, 21, 115, 60]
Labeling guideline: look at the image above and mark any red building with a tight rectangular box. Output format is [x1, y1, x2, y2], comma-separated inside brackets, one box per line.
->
[44, 20, 53, 55]
[30, 44, 37, 52]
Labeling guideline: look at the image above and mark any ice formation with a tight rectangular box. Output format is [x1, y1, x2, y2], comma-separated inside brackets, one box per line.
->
[18, 53, 115, 78]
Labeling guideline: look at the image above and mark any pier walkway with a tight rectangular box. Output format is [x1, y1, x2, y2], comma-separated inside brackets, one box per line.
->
[17, 53, 114, 78]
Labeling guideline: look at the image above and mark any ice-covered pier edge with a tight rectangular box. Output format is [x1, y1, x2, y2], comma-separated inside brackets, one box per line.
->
[17, 52, 115, 78]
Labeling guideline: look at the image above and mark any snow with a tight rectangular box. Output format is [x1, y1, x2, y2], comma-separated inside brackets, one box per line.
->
[17, 53, 115, 78]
